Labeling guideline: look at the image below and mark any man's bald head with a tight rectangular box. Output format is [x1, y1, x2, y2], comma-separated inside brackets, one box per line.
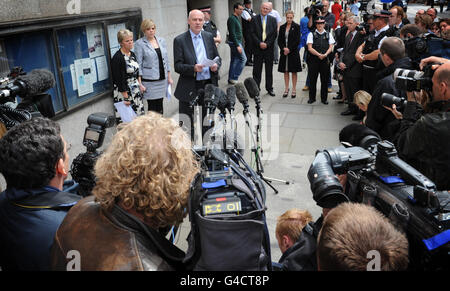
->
[433, 62, 450, 102]
[188, 9, 205, 34]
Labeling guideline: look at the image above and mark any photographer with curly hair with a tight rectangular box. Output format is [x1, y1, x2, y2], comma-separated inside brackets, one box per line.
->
[51, 113, 199, 270]
[0, 118, 80, 270]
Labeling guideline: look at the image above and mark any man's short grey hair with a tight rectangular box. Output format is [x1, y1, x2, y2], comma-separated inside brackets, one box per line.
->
[380, 37, 405, 61]
[350, 16, 360, 24]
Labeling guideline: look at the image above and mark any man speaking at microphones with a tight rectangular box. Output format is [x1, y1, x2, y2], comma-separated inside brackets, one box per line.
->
[173, 9, 222, 138]
[0, 118, 81, 270]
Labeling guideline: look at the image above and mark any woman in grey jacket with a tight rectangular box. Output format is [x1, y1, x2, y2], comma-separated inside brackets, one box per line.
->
[134, 19, 173, 115]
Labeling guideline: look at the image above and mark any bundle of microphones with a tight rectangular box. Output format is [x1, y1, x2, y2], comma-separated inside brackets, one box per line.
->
[189, 77, 262, 117]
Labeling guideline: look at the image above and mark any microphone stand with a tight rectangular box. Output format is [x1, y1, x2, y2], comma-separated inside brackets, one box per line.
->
[252, 96, 290, 195]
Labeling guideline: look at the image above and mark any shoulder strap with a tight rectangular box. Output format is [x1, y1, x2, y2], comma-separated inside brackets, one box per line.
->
[13, 191, 81, 210]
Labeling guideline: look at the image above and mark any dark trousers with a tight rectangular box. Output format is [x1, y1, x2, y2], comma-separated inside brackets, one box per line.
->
[179, 79, 211, 140]
[343, 75, 361, 111]
[362, 66, 376, 95]
[307, 58, 330, 102]
[243, 31, 254, 63]
[147, 98, 163, 115]
[253, 47, 274, 91]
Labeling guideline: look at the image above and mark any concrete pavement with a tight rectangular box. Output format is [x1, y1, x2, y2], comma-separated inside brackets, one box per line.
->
[174, 52, 356, 263]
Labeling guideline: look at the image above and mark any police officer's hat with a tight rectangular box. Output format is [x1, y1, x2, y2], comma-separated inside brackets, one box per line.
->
[199, 6, 212, 13]
[315, 16, 326, 23]
[372, 9, 391, 19]
[244, 0, 252, 4]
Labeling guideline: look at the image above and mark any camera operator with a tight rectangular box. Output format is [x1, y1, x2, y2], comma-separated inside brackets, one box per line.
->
[308, 0, 336, 33]
[0, 118, 80, 270]
[395, 58, 450, 191]
[51, 113, 199, 270]
[317, 202, 409, 271]
[365, 37, 412, 141]
[356, 10, 391, 94]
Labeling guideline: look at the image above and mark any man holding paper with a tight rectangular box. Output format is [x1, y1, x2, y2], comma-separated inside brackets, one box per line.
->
[173, 9, 221, 138]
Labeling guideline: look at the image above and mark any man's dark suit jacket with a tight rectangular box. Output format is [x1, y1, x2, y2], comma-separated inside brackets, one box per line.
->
[341, 31, 364, 78]
[173, 30, 221, 102]
[251, 14, 278, 52]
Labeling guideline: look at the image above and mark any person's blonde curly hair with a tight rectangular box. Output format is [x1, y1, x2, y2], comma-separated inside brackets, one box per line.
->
[93, 113, 199, 229]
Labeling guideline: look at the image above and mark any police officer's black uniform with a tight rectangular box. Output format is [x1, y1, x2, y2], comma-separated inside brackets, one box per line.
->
[307, 17, 334, 104]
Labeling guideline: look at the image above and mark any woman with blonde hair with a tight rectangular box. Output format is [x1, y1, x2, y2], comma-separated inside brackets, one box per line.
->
[354, 90, 372, 124]
[111, 29, 145, 123]
[134, 19, 173, 115]
[51, 113, 199, 271]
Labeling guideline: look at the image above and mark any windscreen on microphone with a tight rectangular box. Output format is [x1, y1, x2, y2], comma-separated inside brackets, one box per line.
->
[17, 69, 56, 96]
[216, 87, 228, 113]
[244, 77, 260, 100]
[226, 86, 236, 111]
[204, 84, 216, 104]
[234, 82, 249, 105]
[197, 88, 205, 99]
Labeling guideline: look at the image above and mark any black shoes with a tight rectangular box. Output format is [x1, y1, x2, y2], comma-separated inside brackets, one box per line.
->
[307, 99, 315, 104]
[267, 89, 276, 97]
[322, 100, 329, 105]
[340, 109, 357, 116]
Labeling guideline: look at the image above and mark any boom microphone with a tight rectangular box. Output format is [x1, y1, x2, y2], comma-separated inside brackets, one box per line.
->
[0, 69, 56, 100]
[189, 88, 205, 108]
[244, 77, 261, 103]
[216, 87, 228, 115]
[204, 84, 219, 110]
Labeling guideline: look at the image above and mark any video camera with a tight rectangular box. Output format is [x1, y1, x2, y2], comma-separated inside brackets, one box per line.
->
[381, 93, 407, 110]
[308, 1, 324, 17]
[0, 67, 56, 130]
[71, 112, 115, 197]
[355, 23, 371, 34]
[308, 124, 449, 270]
[393, 64, 435, 93]
[404, 34, 450, 70]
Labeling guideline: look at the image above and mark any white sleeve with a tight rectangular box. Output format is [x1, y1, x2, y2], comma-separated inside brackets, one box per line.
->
[307, 32, 313, 44]
[378, 36, 387, 49]
[329, 33, 336, 45]
[242, 10, 251, 21]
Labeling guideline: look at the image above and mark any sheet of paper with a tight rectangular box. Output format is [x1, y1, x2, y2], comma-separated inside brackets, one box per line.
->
[86, 24, 105, 58]
[114, 101, 137, 123]
[200, 58, 217, 67]
[166, 83, 172, 100]
[74, 58, 94, 97]
[95, 56, 109, 81]
[90, 58, 98, 83]
[70, 64, 77, 91]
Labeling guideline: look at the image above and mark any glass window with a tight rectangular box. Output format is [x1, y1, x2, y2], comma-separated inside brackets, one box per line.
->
[57, 24, 112, 108]
[2, 31, 64, 112]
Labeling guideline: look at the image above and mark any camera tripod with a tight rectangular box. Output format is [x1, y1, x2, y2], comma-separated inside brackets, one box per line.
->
[244, 102, 290, 195]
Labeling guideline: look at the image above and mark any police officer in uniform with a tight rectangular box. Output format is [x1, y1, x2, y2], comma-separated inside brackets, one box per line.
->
[242, 0, 256, 65]
[306, 16, 335, 104]
[355, 10, 391, 94]
[201, 7, 221, 47]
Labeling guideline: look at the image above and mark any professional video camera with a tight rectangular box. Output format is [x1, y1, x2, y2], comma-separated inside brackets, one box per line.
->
[0, 67, 56, 130]
[404, 34, 450, 70]
[308, 1, 324, 17]
[184, 84, 271, 271]
[308, 124, 449, 270]
[355, 23, 371, 34]
[71, 112, 115, 197]
[393, 64, 435, 93]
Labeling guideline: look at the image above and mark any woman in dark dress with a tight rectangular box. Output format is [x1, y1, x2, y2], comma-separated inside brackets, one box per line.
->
[111, 29, 145, 124]
[278, 10, 302, 98]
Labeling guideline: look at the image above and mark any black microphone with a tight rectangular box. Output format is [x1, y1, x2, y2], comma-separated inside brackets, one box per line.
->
[189, 88, 205, 108]
[217, 87, 228, 115]
[235, 82, 250, 113]
[226, 86, 236, 113]
[244, 77, 261, 104]
[0, 69, 55, 100]
[204, 84, 217, 110]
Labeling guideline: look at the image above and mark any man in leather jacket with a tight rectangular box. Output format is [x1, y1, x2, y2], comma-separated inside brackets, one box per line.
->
[51, 113, 199, 270]
[0, 118, 80, 270]
[395, 58, 450, 191]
